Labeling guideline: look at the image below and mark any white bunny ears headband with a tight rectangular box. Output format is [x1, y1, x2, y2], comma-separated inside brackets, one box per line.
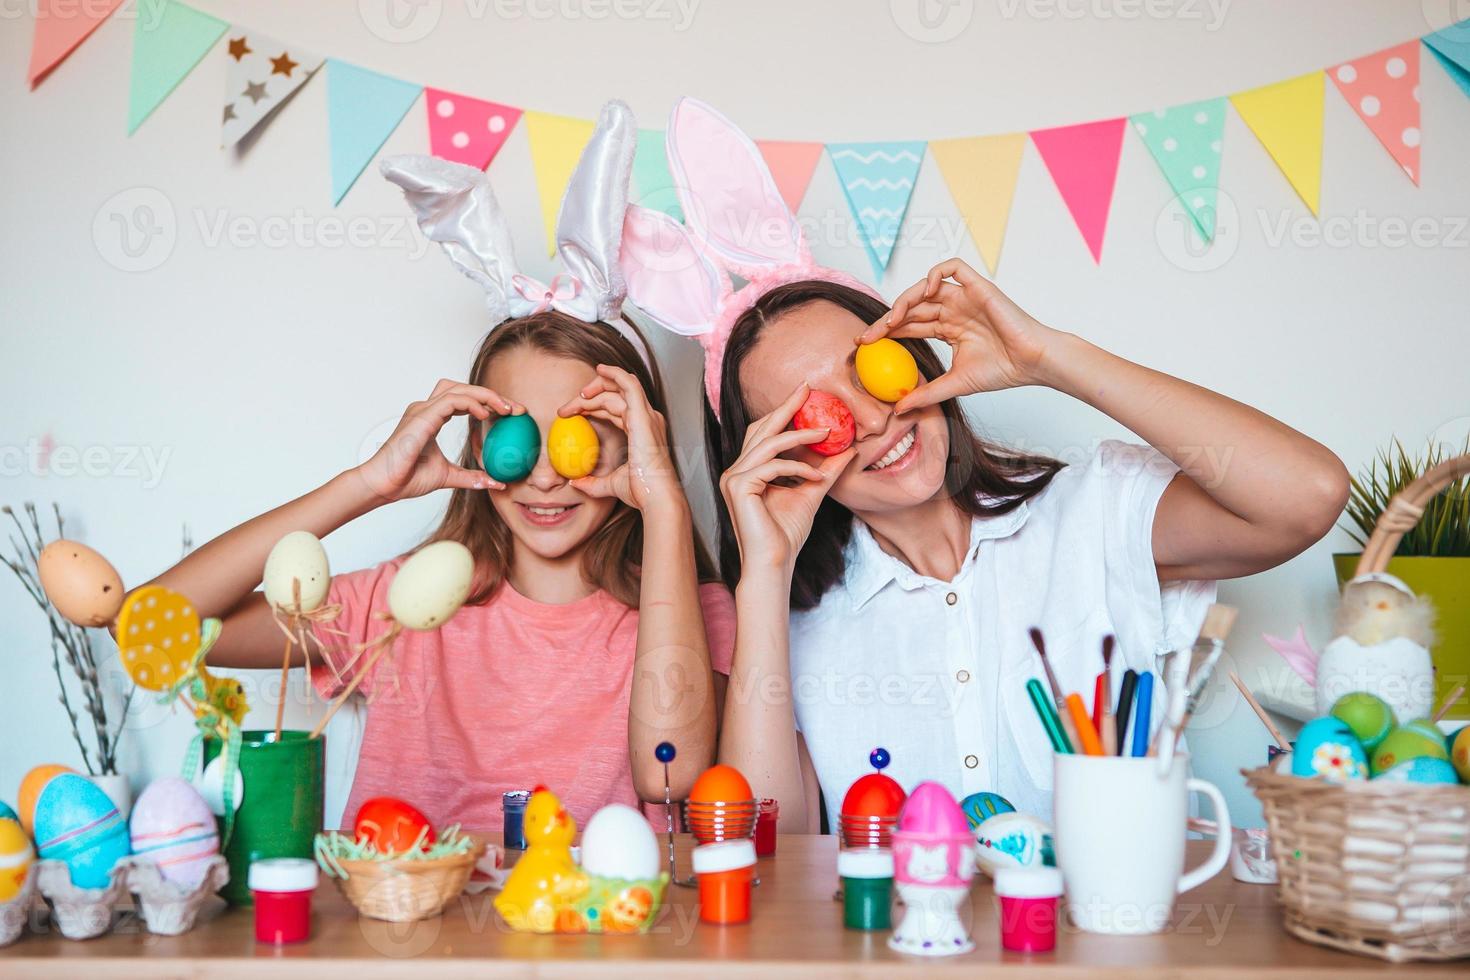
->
[380, 100, 651, 364]
[619, 97, 882, 417]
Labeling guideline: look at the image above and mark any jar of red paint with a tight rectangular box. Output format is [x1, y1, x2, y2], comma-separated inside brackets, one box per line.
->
[994, 866, 1064, 953]
[249, 858, 318, 944]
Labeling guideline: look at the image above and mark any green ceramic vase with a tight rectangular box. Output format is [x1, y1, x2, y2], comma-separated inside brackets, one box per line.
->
[204, 730, 324, 905]
[1334, 554, 1470, 722]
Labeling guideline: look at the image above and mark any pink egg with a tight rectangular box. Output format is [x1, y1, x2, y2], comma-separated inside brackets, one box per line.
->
[895, 781, 970, 837]
[129, 777, 219, 889]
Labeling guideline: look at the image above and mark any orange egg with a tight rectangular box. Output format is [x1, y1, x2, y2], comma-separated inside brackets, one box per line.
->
[689, 764, 753, 804]
[18, 764, 74, 836]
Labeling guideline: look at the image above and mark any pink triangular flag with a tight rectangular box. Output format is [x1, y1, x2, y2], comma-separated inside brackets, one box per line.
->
[1029, 118, 1127, 263]
[28, 0, 124, 85]
[1329, 42, 1421, 185]
[757, 140, 824, 214]
[424, 88, 522, 170]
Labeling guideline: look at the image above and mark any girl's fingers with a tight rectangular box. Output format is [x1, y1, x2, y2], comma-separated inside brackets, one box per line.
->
[559, 390, 629, 422]
[735, 426, 833, 470]
[595, 364, 660, 435]
[894, 372, 972, 415]
[428, 380, 518, 415]
[443, 465, 504, 491]
[419, 392, 496, 425]
[570, 471, 618, 499]
[743, 382, 810, 448]
[571, 408, 626, 429]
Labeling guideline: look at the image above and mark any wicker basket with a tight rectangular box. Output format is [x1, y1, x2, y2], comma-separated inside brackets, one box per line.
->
[1244, 453, 1470, 963]
[331, 834, 487, 923]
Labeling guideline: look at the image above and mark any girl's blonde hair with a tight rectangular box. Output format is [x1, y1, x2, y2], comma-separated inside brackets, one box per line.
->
[424, 312, 717, 607]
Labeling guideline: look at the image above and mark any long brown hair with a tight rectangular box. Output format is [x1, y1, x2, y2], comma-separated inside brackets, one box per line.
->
[706, 281, 1064, 610]
[426, 312, 718, 607]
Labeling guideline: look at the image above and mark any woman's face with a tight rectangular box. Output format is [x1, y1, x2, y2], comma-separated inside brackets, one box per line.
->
[738, 300, 950, 515]
[480, 347, 625, 561]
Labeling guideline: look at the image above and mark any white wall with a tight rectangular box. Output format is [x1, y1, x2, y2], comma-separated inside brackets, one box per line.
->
[3, 1, 1468, 827]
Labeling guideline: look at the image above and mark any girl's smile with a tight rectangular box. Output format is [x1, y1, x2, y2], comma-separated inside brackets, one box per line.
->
[514, 501, 583, 528]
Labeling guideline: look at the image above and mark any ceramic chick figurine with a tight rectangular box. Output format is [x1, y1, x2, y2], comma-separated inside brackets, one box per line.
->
[1316, 572, 1436, 721]
[494, 787, 588, 933]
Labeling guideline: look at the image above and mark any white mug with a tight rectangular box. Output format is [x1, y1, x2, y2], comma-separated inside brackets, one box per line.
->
[1053, 754, 1231, 935]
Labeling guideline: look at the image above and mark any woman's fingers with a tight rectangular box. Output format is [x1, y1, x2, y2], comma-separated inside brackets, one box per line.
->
[734, 426, 833, 471]
[742, 382, 810, 448]
[729, 458, 827, 491]
[894, 372, 973, 415]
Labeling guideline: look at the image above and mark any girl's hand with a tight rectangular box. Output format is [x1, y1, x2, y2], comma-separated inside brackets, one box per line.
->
[856, 258, 1063, 413]
[556, 365, 685, 513]
[357, 380, 520, 502]
[719, 383, 856, 574]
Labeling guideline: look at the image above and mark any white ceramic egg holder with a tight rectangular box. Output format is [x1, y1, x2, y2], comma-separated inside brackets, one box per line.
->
[29, 855, 230, 941]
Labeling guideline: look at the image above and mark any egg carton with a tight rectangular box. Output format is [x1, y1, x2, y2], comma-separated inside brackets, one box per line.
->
[31, 856, 231, 941]
[122, 855, 231, 936]
[0, 861, 38, 947]
[35, 859, 129, 940]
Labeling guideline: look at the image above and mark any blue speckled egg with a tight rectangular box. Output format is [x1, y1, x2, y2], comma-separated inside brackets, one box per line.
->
[959, 792, 1015, 830]
[1373, 756, 1460, 785]
[34, 773, 131, 889]
[1290, 717, 1368, 782]
[482, 414, 540, 483]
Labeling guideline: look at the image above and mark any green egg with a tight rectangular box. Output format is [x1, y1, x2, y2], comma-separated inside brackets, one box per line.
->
[482, 414, 540, 482]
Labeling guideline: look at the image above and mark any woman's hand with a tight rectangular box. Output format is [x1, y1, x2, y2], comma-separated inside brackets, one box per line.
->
[719, 383, 856, 574]
[357, 379, 520, 502]
[856, 258, 1064, 413]
[557, 364, 686, 513]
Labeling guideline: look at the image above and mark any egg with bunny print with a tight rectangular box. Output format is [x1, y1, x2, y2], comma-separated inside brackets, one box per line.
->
[129, 777, 220, 889]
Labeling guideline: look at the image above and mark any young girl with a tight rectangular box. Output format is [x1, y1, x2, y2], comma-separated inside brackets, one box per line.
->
[147, 102, 733, 830]
[622, 98, 1347, 831]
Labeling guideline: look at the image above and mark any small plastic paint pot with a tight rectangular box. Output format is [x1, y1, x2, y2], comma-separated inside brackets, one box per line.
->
[692, 839, 756, 925]
[838, 848, 893, 930]
[994, 866, 1064, 953]
[502, 790, 530, 849]
[755, 799, 778, 857]
[249, 858, 318, 944]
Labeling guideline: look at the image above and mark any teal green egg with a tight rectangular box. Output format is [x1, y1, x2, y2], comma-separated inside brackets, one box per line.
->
[0, 801, 15, 823]
[959, 792, 1015, 830]
[482, 414, 540, 482]
[1373, 757, 1460, 785]
[1290, 717, 1367, 781]
[1329, 693, 1396, 752]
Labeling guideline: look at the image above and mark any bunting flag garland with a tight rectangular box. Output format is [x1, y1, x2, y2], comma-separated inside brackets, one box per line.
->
[325, 59, 421, 205]
[1424, 26, 1470, 100]
[221, 29, 323, 149]
[525, 111, 596, 255]
[633, 128, 684, 220]
[827, 141, 926, 279]
[757, 140, 826, 215]
[1329, 42, 1421, 184]
[127, 0, 228, 135]
[1230, 71, 1325, 214]
[1129, 98, 1226, 242]
[928, 134, 1026, 274]
[28, 0, 124, 86]
[424, 89, 522, 170]
[1030, 118, 1126, 263]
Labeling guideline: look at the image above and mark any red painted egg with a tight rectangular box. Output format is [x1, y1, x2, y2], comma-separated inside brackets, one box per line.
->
[841, 773, 906, 819]
[791, 390, 855, 456]
[354, 797, 436, 855]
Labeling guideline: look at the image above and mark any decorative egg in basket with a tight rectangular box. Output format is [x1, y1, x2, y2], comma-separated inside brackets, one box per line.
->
[1290, 717, 1367, 782]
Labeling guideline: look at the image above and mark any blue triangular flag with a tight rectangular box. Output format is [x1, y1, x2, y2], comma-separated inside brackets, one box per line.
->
[827, 141, 926, 279]
[1424, 24, 1470, 100]
[1129, 97, 1226, 242]
[326, 59, 421, 205]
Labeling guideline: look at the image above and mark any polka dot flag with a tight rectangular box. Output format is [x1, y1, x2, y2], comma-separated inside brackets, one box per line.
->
[1130, 97, 1226, 243]
[1329, 41, 1421, 185]
[424, 88, 522, 171]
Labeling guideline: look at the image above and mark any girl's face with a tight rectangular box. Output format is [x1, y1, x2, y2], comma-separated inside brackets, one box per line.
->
[481, 347, 625, 561]
[739, 301, 950, 515]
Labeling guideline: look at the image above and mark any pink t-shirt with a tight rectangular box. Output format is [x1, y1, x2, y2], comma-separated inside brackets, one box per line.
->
[311, 558, 734, 832]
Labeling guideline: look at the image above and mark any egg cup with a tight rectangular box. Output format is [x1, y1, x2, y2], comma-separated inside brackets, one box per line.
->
[124, 855, 231, 936]
[35, 858, 129, 940]
[0, 862, 37, 947]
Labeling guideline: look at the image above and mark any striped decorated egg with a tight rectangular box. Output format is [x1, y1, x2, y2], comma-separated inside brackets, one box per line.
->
[0, 817, 34, 902]
[34, 773, 130, 889]
[18, 764, 74, 836]
[129, 777, 219, 889]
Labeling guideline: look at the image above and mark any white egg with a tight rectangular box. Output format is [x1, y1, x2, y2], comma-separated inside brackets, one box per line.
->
[388, 541, 475, 631]
[263, 531, 330, 613]
[580, 803, 660, 881]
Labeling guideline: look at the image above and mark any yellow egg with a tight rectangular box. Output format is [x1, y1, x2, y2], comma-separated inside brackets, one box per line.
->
[548, 416, 600, 480]
[0, 817, 34, 902]
[856, 338, 920, 403]
[38, 540, 124, 628]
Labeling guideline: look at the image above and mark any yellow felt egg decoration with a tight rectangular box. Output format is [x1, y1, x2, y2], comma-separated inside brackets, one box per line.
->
[115, 585, 201, 692]
[856, 338, 919, 403]
[37, 540, 125, 628]
[548, 416, 600, 480]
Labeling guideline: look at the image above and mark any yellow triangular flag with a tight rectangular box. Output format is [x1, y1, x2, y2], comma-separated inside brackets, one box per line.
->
[1230, 71, 1325, 215]
[929, 134, 1027, 274]
[524, 111, 595, 255]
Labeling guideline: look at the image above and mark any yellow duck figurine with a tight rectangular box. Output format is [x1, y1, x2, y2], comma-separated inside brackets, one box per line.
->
[494, 787, 589, 933]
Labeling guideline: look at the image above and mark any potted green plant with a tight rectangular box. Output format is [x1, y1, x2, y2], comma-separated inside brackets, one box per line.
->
[1337, 440, 1470, 721]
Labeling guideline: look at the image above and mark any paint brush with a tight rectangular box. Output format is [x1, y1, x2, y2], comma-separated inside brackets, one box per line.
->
[1114, 668, 1138, 753]
[1030, 627, 1081, 751]
[1065, 694, 1104, 756]
[1229, 671, 1289, 750]
[1154, 604, 1238, 773]
[1432, 683, 1465, 724]
[1099, 635, 1118, 756]
[1027, 678, 1073, 754]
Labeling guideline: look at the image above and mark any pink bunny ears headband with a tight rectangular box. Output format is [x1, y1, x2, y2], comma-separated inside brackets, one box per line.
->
[381, 100, 651, 365]
[619, 97, 882, 417]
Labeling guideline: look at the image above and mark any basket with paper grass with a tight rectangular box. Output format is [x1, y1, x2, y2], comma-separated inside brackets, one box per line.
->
[315, 825, 486, 922]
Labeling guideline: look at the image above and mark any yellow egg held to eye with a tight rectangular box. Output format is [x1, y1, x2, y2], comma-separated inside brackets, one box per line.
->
[548, 416, 600, 480]
[856, 338, 919, 403]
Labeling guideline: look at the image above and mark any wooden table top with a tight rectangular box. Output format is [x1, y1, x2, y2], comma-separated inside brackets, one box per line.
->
[2, 835, 1462, 978]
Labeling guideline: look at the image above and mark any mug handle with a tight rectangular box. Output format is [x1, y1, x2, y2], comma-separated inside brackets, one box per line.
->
[1177, 778, 1232, 895]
